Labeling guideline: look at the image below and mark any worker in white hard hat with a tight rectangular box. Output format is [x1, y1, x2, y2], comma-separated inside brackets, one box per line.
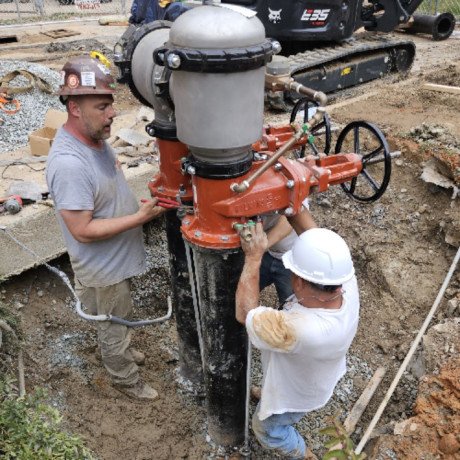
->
[260, 199, 317, 305]
[236, 223, 360, 460]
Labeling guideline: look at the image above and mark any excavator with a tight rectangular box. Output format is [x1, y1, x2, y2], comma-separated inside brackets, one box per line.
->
[113, 0, 455, 106]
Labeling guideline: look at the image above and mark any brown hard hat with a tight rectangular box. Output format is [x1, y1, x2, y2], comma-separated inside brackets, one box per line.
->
[58, 55, 116, 98]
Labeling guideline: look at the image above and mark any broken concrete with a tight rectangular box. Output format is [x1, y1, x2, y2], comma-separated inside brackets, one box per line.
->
[0, 163, 157, 281]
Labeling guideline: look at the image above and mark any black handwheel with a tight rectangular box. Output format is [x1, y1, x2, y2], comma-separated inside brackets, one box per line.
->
[290, 98, 331, 157]
[334, 121, 392, 202]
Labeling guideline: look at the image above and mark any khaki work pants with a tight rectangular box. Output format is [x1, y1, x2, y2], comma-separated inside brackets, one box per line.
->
[75, 278, 139, 386]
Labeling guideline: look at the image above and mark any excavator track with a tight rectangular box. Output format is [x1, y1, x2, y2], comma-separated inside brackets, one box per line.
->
[284, 32, 416, 97]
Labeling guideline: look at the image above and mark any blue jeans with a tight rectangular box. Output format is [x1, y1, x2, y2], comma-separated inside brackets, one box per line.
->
[163, 2, 190, 21]
[260, 252, 293, 305]
[252, 403, 306, 459]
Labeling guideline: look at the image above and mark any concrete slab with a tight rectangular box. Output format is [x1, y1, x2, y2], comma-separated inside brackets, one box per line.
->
[0, 162, 157, 281]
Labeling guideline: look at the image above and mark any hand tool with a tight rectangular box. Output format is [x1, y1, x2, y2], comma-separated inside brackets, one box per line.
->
[0, 195, 23, 214]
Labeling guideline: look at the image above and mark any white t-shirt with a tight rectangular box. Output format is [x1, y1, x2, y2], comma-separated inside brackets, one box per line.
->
[246, 276, 360, 421]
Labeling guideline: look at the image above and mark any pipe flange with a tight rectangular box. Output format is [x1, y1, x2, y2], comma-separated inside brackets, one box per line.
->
[154, 40, 276, 73]
[146, 120, 178, 140]
[187, 155, 253, 179]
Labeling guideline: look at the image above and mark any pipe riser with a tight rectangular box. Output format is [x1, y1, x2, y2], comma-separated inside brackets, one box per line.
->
[192, 246, 247, 446]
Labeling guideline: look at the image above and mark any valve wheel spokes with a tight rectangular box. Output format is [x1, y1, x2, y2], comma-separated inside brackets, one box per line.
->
[290, 98, 331, 157]
[335, 121, 392, 202]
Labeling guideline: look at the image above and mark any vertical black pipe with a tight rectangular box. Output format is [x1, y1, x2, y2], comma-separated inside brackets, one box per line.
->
[164, 211, 203, 386]
[192, 245, 247, 446]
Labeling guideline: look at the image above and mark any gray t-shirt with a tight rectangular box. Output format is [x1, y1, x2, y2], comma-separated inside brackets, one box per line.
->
[46, 127, 146, 288]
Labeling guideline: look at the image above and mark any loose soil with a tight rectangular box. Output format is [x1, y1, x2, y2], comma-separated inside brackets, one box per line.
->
[0, 21, 459, 460]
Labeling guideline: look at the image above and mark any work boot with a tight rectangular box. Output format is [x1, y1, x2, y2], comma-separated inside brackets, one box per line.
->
[115, 380, 159, 400]
[129, 348, 145, 366]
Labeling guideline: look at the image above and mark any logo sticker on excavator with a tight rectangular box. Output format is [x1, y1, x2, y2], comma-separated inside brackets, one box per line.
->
[301, 8, 330, 25]
[268, 8, 282, 24]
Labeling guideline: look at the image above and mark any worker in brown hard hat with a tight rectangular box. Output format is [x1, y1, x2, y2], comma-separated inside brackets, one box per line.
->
[46, 55, 164, 400]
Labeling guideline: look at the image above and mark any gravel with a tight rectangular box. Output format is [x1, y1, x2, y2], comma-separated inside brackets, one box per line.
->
[22, 216, 421, 458]
[0, 60, 62, 154]
[248, 350, 374, 457]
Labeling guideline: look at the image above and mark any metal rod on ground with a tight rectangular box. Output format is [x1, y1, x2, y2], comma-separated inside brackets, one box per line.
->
[355, 246, 460, 454]
[0, 319, 24, 395]
[242, 341, 253, 456]
[13, 0, 21, 19]
[18, 350, 25, 397]
[365, 151, 401, 166]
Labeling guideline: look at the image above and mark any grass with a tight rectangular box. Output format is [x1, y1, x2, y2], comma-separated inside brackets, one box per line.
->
[417, 0, 460, 16]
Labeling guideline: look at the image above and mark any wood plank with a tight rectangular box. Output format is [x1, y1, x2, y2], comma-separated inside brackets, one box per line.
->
[422, 83, 460, 95]
[344, 366, 386, 433]
[326, 367, 386, 459]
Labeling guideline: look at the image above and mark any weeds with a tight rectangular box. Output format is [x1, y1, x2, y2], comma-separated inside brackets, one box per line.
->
[0, 376, 96, 459]
[319, 416, 367, 460]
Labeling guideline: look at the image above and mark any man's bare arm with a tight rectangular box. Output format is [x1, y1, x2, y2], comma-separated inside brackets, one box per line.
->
[60, 198, 165, 243]
[235, 223, 268, 324]
[266, 216, 293, 248]
[288, 208, 317, 235]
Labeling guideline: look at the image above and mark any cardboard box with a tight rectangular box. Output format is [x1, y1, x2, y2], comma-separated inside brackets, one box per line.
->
[29, 109, 67, 156]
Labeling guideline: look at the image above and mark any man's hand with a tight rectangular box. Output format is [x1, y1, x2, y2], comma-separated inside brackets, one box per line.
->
[60, 197, 166, 243]
[137, 198, 166, 223]
[239, 222, 268, 261]
[236, 222, 267, 324]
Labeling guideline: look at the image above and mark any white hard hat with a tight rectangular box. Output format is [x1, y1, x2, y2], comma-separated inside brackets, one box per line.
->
[282, 228, 354, 285]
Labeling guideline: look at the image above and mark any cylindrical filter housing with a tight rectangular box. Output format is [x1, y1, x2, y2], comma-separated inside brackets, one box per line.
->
[156, 4, 276, 164]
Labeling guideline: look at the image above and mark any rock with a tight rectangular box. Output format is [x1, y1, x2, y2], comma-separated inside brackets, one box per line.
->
[438, 433, 460, 455]
[394, 419, 412, 435]
[7, 181, 44, 202]
[115, 128, 150, 147]
[136, 106, 155, 122]
[37, 290, 44, 298]
[417, 204, 429, 214]
[317, 198, 332, 208]
[422, 318, 460, 373]
[447, 298, 459, 316]
[421, 158, 459, 197]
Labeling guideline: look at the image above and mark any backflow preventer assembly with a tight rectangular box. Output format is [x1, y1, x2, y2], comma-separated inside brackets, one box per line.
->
[121, 3, 393, 448]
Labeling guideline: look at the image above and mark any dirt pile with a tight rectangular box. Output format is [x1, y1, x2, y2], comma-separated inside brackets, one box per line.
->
[369, 319, 460, 460]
